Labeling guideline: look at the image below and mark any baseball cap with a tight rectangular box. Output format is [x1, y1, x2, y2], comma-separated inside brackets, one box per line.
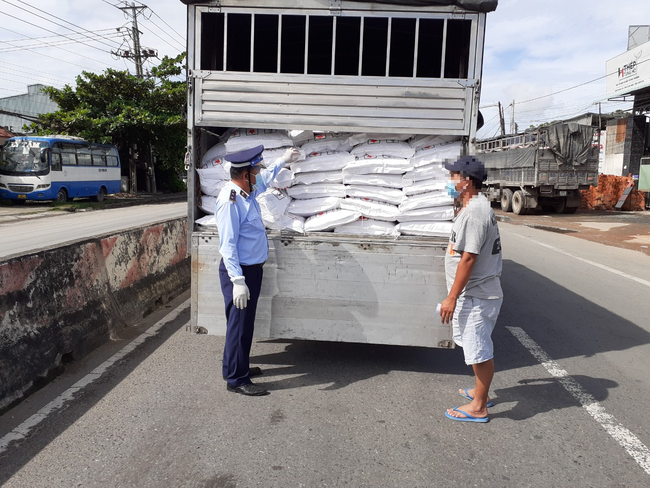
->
[444, 155, 487, 181]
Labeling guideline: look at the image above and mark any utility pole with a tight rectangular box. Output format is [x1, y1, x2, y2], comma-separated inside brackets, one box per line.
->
[113, 3, 158, 79]
[510, 99, 516, 135]
[111, 2, 159, 193]
[498, 102, 506, 137]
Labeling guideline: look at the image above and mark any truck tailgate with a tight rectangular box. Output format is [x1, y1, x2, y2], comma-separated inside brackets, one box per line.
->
[192, 232, 454, 348]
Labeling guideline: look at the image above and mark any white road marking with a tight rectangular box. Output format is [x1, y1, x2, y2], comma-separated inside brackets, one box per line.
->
[0, 299, 191, 454]
[508, 326, 650, 476]
[508, 230, 650, 288]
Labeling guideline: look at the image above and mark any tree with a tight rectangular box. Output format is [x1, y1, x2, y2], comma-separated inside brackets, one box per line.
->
[28, 53, 187, 192]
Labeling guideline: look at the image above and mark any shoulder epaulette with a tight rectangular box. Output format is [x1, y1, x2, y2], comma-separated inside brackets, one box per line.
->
[229, 189, 237, 203]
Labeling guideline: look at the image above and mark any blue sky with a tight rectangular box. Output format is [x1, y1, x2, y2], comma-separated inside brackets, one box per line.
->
[1, 0, 648, 139]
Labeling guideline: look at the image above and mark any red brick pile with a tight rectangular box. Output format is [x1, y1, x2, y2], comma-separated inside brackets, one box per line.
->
[580, 175, 646, 211]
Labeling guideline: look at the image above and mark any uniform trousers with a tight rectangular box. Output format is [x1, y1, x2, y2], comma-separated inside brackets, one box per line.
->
[219, 259, 264, 387]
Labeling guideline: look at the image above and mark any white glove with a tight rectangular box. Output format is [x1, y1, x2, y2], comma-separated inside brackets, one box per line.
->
[232, 276, 250, 309]
[282, 147, 301, 165]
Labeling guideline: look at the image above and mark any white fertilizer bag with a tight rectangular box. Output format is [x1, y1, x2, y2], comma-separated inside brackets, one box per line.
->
[290, 130, 314, 145]
[199, 194, 218, 214]
[340, 198, 401, 222]
[411, 141, 462, 167]
[225, 128, 293, 152]
[195, 165, 229, 196]
[345, 185, 406, 206]
[200, 142, 227, 168]
[293, 171, 344, 185]
[396, 221, 454, 237]
[263, 146, 306, 166]
[301, 133, 352, 154]
[343, 156, 412, 175]
[287, 184, 347, 199]
[257, 190, 292, 229]
[403, 177, 447, 196]
[278, 213, 306, 233]
[351, 139, 415, 159]
[397, 206, 455, 222]
[195, 214, 217, 227]
[402, 163, 448, 186]
[334, 218, 400, 237]
[304, 209, 361, 232]
[271, 168, 293, 189]
[287, 196, 341, 217]
[292, 151, 355, 174]
[399, 192, 455, 212]
[342, 173, 404, 189]
[409, 135, 459, 151]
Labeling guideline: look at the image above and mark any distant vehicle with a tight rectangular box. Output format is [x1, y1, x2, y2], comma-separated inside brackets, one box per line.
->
[0, 135, 121, 203]
[477, 123, 599, 214]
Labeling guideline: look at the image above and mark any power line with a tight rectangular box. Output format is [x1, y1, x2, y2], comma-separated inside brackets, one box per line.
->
[142, 14, 185, 49]
[149, 8, 185, 44]
[15, 0, 125, 49]
[515, 58, 650, 106]
[0, 27, 119, 44]
[138, 22, 183, 53]
[0, 32, 123, 53]
[0, 10, 124, 69]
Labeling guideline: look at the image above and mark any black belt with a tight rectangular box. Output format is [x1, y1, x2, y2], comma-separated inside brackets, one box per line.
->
[242, 262, 265, 268]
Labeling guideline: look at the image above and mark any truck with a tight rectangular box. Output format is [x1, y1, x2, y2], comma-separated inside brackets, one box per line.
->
[181, 0, 498, 348]
[477, 123, 599, 214]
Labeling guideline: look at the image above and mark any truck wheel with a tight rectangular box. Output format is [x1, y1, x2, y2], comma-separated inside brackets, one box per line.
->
[553, 197, 567, 214]
[500, 189, 513, 212]
[512, 190, 527, 215]
[562, 206, 578, 214]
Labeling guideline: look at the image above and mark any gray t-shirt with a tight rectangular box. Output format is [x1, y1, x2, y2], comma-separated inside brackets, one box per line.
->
[445, 193, 503, 299]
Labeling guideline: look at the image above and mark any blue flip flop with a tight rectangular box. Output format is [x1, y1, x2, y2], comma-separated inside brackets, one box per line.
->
[459, 388, 494, 408]
[445, 407, 489, 423]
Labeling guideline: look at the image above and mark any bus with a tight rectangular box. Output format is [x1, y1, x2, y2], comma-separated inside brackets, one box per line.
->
[0, 135, 121, 203]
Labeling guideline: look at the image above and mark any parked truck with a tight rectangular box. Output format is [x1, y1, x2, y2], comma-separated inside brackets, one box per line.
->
[181, 0, 497, 348]
[477, 123, 599, 214]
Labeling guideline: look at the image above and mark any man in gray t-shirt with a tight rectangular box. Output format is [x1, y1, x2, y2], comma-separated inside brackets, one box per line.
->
[440, 156, 503, 423]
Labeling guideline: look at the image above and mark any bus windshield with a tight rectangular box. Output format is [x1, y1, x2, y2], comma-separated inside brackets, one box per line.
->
[0, 139, 50, 176]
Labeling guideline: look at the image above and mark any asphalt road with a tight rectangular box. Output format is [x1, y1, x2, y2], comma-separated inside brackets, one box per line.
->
[0, 201, 187, 260]
[1, 221, 650, 487]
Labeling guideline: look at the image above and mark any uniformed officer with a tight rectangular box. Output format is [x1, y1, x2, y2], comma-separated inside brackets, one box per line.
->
[216, 144, 301, 396]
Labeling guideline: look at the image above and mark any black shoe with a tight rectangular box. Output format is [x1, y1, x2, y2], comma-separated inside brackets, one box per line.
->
[227, 382, 270, 396]
[223, 367, 263, 380]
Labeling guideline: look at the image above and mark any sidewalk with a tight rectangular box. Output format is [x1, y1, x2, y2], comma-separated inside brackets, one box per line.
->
[495, 208, 650, 257]
[0, 193, 186, 224]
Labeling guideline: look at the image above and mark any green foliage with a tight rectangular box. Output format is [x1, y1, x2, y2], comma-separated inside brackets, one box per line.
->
[28, 53, 187, 176]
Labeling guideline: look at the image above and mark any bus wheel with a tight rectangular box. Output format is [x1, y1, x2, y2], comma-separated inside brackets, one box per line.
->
[92, 187, 106, 203]
[56, 188, 68, 203]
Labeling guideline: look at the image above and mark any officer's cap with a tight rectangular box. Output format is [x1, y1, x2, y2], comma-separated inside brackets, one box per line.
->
[224, 145, 265, 168]
[444, 155, 487, 181]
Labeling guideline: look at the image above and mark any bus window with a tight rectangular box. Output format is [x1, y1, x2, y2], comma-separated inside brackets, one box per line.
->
[58, 143, 77, 165]
[77, 147, 92, 166]
[92, 148, 107, 166]
[107, 156, 119, 167]
[51, 149, 62, 171]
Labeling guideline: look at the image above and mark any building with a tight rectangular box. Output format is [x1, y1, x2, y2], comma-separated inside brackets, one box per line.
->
[0, 84, 58, 133]
[0, 128, 14, 145]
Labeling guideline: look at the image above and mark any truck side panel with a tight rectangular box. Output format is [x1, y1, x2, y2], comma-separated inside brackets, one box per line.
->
[193, 233, 453, 348]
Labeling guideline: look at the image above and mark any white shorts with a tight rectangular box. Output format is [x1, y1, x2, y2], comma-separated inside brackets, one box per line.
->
[452, 296, 503, 365]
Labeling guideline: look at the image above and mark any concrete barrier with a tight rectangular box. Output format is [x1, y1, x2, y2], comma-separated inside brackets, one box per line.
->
[0, 218, 190, 411]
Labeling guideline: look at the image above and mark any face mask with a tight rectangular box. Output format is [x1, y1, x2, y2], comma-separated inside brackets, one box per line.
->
[446, 181, 460, 198]
[251, 174, 262, 193]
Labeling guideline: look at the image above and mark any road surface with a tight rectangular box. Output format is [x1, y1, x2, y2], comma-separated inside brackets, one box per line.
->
[0, 202, 187, 260]
[1, 221, 649, 487]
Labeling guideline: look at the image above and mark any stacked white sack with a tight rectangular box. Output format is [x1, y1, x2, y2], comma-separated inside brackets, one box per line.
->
[284, 147, 354, 231]
[334, 218, 400, 238]
[395, 138, 461, 237]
